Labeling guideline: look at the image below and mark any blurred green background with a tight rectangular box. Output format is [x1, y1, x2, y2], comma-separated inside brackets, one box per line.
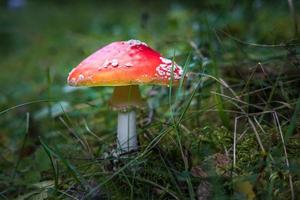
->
[0, 0, 299, 199]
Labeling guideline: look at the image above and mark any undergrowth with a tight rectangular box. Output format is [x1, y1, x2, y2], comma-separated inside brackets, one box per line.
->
[0, 0, 299, 199]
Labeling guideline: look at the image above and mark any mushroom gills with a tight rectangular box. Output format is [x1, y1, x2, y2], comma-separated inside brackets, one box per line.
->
[109, 85, 145, 110]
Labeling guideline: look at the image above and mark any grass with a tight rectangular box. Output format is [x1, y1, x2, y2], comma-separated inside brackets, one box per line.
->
[0, 0, 300, 199]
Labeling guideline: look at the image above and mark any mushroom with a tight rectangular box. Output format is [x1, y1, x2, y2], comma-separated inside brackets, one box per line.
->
[67, 39, 183, 154]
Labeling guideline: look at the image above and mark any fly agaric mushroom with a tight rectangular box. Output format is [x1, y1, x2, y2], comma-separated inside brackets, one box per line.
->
[67, 39, 183, 153]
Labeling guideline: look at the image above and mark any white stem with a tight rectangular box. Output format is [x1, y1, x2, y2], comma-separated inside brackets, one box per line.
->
[117, 110, 137, 152]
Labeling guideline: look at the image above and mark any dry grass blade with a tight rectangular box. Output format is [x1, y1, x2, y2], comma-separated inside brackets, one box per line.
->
[233, 116, 239, 168]
[248, 118, 266, 154]
[272, 112, 295, 200]
[59, 116, 90, 153]
[287, 0, 298, 36]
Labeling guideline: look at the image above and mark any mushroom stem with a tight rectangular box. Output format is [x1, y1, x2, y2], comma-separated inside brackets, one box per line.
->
[117, 110, 137, 152]
[110, 85, 145, 153]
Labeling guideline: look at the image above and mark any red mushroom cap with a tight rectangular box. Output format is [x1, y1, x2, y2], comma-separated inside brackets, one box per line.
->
[67, 39, 183, 87]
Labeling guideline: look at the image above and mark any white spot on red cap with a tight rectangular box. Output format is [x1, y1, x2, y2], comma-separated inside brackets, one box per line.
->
[155, 57, 183, 80]
[68, 78, 77, 86]
[111, 59, 118, 67]
[126, 39, 148, 47]
[78, 74, 85, 81]
[125, 63, 133, 67]
[103, 60, 110, 68]
[160, 57, 172, 64]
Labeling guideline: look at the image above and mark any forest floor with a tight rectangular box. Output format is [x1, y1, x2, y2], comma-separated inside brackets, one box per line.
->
[0, 1, 299, 199]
